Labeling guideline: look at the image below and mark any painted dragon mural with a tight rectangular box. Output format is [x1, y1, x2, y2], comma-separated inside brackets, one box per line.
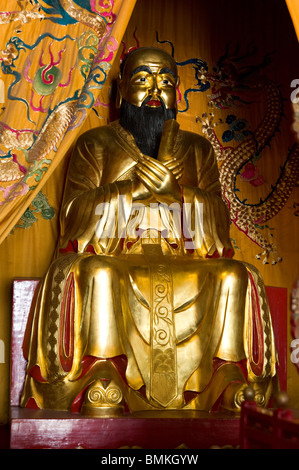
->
[193, 44, 299, 264]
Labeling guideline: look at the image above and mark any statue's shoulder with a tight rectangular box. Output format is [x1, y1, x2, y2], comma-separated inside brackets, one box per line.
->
[76, 124, 115, 147]
[179, 128, 213, 154]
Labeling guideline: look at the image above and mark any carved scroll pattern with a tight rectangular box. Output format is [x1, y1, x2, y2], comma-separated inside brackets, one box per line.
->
[150, 263, 177, 407]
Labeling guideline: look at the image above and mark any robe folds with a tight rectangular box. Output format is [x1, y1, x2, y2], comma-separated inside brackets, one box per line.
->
[21, 120, 278, 412]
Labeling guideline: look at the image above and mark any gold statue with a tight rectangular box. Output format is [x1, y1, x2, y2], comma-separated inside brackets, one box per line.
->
[21, 47, 278, 416]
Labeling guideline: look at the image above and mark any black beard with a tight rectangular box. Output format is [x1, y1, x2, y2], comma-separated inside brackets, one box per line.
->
[119, 99, 177, 159]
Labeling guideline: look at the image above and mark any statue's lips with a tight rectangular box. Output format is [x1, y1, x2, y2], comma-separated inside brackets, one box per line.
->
[146, 99, 162, 107]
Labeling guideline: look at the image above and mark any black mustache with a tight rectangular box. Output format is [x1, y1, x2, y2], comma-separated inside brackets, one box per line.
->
[142, 95, 164, 107]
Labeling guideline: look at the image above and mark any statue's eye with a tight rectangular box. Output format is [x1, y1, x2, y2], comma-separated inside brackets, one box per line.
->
[161, 77, 174, 86]
[136, 76, 147, 83]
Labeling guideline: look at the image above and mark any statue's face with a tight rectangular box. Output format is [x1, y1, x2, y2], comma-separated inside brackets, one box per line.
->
[118, 48, 179, 110]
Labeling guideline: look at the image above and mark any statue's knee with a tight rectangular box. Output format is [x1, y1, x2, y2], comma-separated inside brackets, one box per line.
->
[76, 255, 118, 281]
[219, 259, 248, 285]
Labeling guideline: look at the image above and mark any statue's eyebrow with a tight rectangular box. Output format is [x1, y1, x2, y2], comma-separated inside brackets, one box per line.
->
[130, 65, 152, 77]
[159, 67, 176, 77]
[130, 66, 176, 78]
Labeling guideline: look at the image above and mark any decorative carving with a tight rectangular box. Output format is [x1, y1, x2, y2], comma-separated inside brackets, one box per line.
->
[82, 379, 124, 417]
[150, 262, 176, 407]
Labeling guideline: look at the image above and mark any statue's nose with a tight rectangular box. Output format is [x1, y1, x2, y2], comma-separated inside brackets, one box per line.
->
[150, 75, 160, 95]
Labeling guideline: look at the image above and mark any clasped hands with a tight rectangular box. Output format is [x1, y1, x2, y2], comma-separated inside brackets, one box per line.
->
[132, 155, 183, 205]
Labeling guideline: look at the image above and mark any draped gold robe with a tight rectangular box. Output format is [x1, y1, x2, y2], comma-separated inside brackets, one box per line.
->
[21, 120, 278, 413]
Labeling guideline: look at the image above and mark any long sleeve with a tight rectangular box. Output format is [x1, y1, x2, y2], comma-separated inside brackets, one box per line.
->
[59, 129, 132, 254]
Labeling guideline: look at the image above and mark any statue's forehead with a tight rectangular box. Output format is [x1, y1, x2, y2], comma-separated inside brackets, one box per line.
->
[123, 48, 177, 75]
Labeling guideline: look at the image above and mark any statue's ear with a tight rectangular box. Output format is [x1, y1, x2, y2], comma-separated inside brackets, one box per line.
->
[115, 72, 122, 109]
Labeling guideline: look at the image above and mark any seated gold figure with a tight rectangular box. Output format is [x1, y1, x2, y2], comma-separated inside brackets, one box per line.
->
[21, 47, 278, 416]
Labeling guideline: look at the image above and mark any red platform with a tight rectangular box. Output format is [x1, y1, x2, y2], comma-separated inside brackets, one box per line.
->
[10, 408, 240, 449]
[9, 279, 288, 449]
